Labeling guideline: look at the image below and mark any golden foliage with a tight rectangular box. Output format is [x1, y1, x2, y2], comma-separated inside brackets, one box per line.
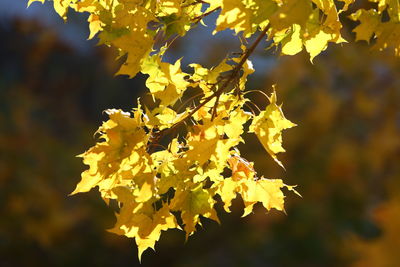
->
[27, 0, 400, 259]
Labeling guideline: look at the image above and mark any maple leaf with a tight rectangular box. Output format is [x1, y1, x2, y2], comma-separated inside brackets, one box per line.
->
[146, 106, 186, 130]
[70, 108, 154, 200]
[277, 24, 303, 56]
[249, 88, 296, 168]
[349, 9, 381, 42]
[215, 155, 256, 212]
[170, 184, 219, 239]
[224, 106, 251, 141]
[240, 178, 287, 216]
[270, 0, 349, 61]
[212, 0, 254, 36]
[208, 0, 276, 37]
[269, 0, 312, 31]
[350, 0, 400, 55]
[373, 22, 400, 56]
[185, 123, 220, 167]
[109, 186, 178, 260]
[185, 103, 247, 178]
[215, 155, 297, 216]
[141, 54, 189, 106]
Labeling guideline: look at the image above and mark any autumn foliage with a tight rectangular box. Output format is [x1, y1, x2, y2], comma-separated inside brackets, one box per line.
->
[27, 0, 400, 260]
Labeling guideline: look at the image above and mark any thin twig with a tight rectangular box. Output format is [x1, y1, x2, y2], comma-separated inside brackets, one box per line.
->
[244, 101, 260, 114]
[192, 7, 221, 24]
[211, 93, 220, 120]
[243, 89, 270, 101]
[176, 92, 204, 113]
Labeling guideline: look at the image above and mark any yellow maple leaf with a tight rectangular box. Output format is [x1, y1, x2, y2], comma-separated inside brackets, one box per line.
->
[269, 0, 312, 31]
[141, 54, 189, 106]
[241, 178, 286, 216]
[185, 108, 241, 175]
[350, 4, 400, 55]
[349, 9, 380, 42]
[185, 125, 220, 166]
[304, 29, 337, 61]
[279, 24, 303, 56]
[215, 155, 297, 215]
[213, 0, 252, 36]
[270, 0, 347, 61]
[214, 155, 256, 212]
[249, 88, 296, 168]
[114, 32, 153, 78]
[209, 0, 277, 37]
[109, 187, 178, 260]
[71, 109, 153, 198]
[170, 185, 219, 239]
[224, 107, 251, 141]
[374, 21, 400, 56]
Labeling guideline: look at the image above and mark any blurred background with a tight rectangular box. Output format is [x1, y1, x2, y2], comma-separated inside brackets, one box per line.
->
[1, 1, 399, 266]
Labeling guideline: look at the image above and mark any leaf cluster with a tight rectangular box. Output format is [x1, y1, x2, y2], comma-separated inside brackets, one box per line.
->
[27, 0, 400, 259]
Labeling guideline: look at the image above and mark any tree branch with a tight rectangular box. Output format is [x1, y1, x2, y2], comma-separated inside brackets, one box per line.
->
[153, 24, 270, 141]
[191, 6, 221, 24]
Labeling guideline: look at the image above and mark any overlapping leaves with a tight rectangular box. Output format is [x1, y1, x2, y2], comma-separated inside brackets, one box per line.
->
[29, 0, 400, 72]
[350, 0, 400, 56]
[27, 0, 400, 260]
[69, 64, 297, 258]
[58, 43, 296, 258]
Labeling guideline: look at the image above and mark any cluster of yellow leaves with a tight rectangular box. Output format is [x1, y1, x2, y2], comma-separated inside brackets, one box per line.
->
[28, 0, 203, 78]
[43, 35, 294, 258]
[28, 0, 400, 67]
[33, 0, 400, 260]
[30, 0, 400, 72]
[350, 0, 400, 56]
[207, 0, 352, 61]
[69, 76, 296, 258]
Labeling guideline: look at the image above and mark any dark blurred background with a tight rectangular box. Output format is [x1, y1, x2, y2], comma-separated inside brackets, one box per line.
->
[1, 1, 400, 266]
